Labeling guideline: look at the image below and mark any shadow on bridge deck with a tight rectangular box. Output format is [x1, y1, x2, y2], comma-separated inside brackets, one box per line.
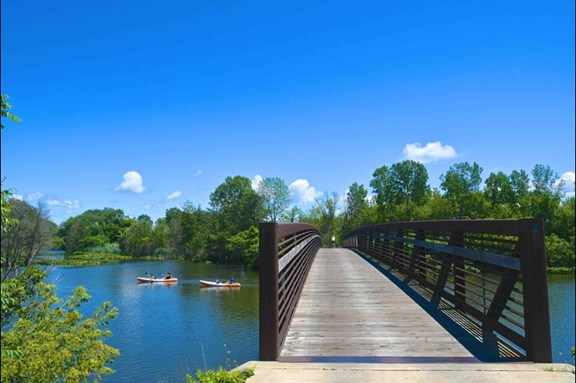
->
[279, 248, 523, 363]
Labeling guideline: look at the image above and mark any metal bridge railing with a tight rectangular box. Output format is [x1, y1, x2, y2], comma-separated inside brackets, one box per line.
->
[343, 218, 552, 362]
[259, 222, 322, 361]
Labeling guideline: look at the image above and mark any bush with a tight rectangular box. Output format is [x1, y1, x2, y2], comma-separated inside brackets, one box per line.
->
[545, 234, 575, 268]
[85, 242, 121, 254]
[185, 366, 255, 383]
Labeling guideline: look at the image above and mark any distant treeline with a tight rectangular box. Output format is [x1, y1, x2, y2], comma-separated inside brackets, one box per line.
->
[2, 161, 574, 272]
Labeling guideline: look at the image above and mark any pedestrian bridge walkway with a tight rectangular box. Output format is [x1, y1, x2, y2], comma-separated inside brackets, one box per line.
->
[281, 248, 477, 361]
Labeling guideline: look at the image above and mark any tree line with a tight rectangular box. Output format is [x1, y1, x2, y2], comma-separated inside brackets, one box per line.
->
[2, 161, 574, 271]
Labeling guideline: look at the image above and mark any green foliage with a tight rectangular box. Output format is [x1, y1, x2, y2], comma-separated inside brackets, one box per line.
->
[1, 94, 21, 130]
[59, 208, 130, 254]
[210, 176, 265, 234]
[257, 177, 291, 222]
[226, 226, 259, 269]
[34, 252, 131, 266]
[440, 161, 484, 218]
[282, 206, 304, 222]
[370, 160, 430, 217]
[1, 187, 18, 231]
[1, 267, 119, 382]
[120, 217, 155, 258]
[545, 234, 576, 269]
[186, 366, 255, 383]
[304, 192, 342, 246]
[342, 182, 370, 233]
[1, 199, 56, 276]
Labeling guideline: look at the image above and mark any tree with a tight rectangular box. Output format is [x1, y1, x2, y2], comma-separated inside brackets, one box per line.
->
[209, 176, 265, 234]
[1, 268, 119, 382]
[306, 192, 340, 246]
[58, 208, 130, 254]
[440, 161, 485, 218]
[484, 171, 515, 206]
[342, 182, 368, 233]
[370, 160, 430, 219]
[120, 216, 155, 258]
[225, 226, 259, 268]
[1, 199, 56, 278]
[180, 202, 211, 261]
[1, 94, 20, 230]
[527, 164, 564, 228]
[209, 176, 265, 263]
[1, 94, 21, 130]
[257, 177, 291, 223]
[282, 206, 304, 222]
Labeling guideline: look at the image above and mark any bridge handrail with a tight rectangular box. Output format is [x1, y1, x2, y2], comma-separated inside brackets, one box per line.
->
[259, 222, 322, 361]
[343, 218, 552, 362]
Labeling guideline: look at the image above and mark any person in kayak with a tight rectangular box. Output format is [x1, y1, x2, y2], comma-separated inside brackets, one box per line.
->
[165, 272, 172, 279]
[229, 276, 235, 283]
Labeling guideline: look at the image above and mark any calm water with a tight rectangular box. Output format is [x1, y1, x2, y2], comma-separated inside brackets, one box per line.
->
[46, 261, 259, 383]
[46, 261, 575, 383]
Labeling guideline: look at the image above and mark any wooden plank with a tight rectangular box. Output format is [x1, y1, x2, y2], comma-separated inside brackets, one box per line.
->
[280, 248, 476, 359]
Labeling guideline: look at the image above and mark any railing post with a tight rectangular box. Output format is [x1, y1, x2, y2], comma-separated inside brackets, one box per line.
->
[519, 218, 552, 362]
[259, 222, 280, 361]
[450, 231, 466, 309]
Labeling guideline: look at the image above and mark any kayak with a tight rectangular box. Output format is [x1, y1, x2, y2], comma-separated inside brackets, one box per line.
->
[137, 277, 178, 283]
[199, 280, 241, 288]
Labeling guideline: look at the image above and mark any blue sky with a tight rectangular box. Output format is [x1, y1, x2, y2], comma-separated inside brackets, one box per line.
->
[2, 0, 574, 224]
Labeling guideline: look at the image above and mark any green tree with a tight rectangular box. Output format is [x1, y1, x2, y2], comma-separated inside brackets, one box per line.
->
[282, 206, 304, 222]
[225, 226, 259, 268]
[120, 215, 155, 258]
[484, 171, 515, 206]
[1, 94, 21, 130]
[257, 177, 291, 223]
[209, 176, 265, 233]
[1, 199, 56, 278]
[58, 208, 129, 254]
[527, 164, 564, 228]
[305, 192, 340, 246]
[343, 182, 369, 233]
[180, 202, 211, 261]
[370, 160, 430, 219]
[1, 94, 20, 231]
[1, 267, 119, 382]
[209, 176, 265, 263]
[440, 161, 485, 218]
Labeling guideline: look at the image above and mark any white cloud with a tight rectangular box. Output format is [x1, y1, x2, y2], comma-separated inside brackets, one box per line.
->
[194, 170, 202, 177]
[402, 141, 457, 164]
[27, 192, 44, 201]
[559, 171, 575, 198]
[116, 171, 145, 193]
[251, 174, 263, 191]
[289, 179, 321, 204]
[12, 194, 23, 201]
[167, 191, 182, 200]
[47, 199, 80, 209]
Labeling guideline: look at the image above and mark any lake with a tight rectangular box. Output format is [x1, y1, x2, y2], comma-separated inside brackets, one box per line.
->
[45, 260, 574, 383]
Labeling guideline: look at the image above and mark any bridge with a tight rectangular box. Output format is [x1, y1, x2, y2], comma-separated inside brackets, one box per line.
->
[236, 219, 574, 382]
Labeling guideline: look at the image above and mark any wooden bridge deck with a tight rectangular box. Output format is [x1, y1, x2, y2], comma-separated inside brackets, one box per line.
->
[280, 248, 478, 362]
